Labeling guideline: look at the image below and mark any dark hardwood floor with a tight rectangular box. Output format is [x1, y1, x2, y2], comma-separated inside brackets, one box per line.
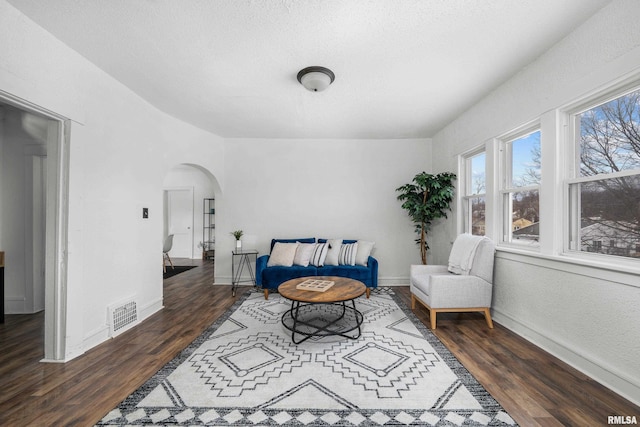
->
[0, 259, 637, 426]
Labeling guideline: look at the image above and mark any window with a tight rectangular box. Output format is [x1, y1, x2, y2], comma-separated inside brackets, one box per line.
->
[461, 150, 486, 235]
[500, 129, 541, 247]
[568, 88, 640, 260]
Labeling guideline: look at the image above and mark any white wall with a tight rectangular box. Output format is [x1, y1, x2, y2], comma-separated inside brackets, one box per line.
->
[0, 1, 225, 360]
[214, 138, 431, 285]
[431, 0, 640, 404]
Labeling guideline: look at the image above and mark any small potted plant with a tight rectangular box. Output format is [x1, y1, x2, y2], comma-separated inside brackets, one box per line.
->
[231, 230, 243, 250]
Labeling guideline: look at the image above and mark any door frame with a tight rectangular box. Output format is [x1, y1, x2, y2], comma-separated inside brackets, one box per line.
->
[24, 146, 47, 313]
[1, 90, 70, 362]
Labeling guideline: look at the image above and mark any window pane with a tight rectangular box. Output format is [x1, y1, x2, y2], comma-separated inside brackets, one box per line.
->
[570, 175, 640, 259]
[510, 131, 541, 187]
[471, 197, 486, 236]
[469, 153, 486, 195]
[579, 90, 640, 176]
[463, 151, 486, 236]
[511, 190, 539, 244]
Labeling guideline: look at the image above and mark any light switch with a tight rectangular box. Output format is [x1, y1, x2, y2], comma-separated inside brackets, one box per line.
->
[142, 207, 149, 219]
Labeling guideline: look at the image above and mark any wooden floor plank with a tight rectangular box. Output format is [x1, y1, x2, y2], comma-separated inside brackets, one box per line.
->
[0, 261, 637, 426]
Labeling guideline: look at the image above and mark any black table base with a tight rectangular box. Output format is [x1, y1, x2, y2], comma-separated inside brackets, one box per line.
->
[231, 250, 258, 297]
[281, 300, 363, 344]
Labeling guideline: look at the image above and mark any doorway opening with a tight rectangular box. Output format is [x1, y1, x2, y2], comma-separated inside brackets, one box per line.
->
[0, 92, 69, 362]
[162, 164, 220, 275]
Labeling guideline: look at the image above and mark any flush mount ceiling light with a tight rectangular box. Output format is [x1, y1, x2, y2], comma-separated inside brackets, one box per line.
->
[297, 66, 335, 92]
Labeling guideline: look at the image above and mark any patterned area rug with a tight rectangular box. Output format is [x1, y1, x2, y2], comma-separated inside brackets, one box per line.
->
[97, 288, 517, 426]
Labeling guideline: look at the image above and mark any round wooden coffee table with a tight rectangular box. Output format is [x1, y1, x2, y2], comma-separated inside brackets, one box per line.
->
[279, 276, 366, 344]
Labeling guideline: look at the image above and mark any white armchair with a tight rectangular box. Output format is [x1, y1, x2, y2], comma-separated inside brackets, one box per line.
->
[410, 234, 495, 329]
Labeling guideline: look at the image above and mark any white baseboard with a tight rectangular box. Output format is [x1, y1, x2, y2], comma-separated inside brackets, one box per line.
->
[82, 324, 110, 355]
[378, 277, 409, 286]
[5, 296, 26, 313]
[492, 308, 640, 407]
[213, 276, 232, 286]
[78, 298, 165, 362]
[140, 297, 164, 320]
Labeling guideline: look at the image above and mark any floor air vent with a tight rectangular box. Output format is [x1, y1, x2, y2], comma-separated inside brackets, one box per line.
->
[108, 298, 139, 337]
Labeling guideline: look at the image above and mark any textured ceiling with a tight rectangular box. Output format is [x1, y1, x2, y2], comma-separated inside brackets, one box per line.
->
[8, 0, 611, 139]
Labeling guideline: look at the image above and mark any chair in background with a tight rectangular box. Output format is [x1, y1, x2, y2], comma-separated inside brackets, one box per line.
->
[163, 234, 174, 273]
[410, 234, 495, 329]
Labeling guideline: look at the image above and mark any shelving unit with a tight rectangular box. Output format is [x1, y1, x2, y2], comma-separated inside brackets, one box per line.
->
[203, 198, 215, 260]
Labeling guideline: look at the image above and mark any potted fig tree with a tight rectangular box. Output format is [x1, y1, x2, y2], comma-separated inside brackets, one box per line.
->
[396, 171, 456, 264]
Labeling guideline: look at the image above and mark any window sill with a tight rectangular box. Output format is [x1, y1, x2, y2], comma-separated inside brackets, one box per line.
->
[496, 246, 640, 287]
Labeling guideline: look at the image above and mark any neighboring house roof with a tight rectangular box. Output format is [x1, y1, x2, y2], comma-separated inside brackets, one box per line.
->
[580, 220, 639, 242]
[513, 222, 540, 236]
[512, 218, 533, 230]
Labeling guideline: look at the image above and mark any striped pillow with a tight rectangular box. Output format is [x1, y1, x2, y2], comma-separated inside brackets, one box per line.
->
[338, 242, 358, 266]
[309, 242, 329, 267]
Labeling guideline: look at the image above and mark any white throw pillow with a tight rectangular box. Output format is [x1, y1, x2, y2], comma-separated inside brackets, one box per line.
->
[323, 239, 343, 266]
[309, 242, 329, 267]
[267, 242, 299, 267]
[355, 240, 375, 266]
[338, 242, 358, 266]
[293, 242, 316, 267]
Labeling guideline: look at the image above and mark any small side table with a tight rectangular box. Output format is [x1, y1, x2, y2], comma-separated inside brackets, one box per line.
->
[231, 249, 258, 297]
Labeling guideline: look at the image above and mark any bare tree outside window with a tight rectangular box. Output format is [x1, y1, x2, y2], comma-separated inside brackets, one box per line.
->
[470, 153, 486, 235]
[505, 131, 541, 245]
[580, 91, 640, 175]
[462, 152, 487, 236]
[574, 89, 640, 259]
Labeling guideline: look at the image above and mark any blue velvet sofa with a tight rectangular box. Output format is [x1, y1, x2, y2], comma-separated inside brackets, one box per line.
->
[256, 238, 378, 299]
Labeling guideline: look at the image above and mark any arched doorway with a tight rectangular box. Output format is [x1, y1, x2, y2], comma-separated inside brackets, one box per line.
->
[162, 163, 221, 272]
